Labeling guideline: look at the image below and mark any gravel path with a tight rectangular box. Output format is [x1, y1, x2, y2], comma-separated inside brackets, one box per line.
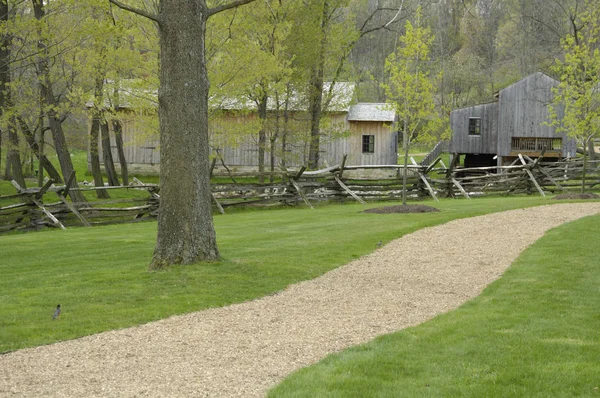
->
[2, 203, 600, 397]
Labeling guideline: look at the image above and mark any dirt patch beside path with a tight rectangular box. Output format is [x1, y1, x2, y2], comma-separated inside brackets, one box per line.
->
[1, 203, 600, 397]
[364, 204, 440, 213]
[553, 193, 600, 200]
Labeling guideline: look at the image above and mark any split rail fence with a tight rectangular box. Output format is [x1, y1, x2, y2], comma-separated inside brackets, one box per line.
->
[1, 155, 599, 233]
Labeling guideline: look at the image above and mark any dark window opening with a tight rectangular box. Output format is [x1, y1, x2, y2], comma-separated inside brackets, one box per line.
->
[468, 118, 481, 136]
[362, 135, 375, 153]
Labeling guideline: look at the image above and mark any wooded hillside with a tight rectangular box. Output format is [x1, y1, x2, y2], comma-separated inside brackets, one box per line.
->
[0, 0, 596, 185]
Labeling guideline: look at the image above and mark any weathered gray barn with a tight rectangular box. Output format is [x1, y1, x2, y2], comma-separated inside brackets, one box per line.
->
[450, 72, 577, 167]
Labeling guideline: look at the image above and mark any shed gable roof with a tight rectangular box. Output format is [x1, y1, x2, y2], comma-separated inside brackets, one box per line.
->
[348, 103, 395, 122]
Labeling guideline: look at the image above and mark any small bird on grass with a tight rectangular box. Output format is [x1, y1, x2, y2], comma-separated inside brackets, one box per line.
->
[376, 241, 382, 248]
[52, 304, 61, 320]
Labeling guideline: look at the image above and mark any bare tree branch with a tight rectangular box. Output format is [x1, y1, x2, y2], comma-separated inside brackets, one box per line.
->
[208, 0, 257, 17]
[108, 0, 160, 24]
[384, 0, 404, 28]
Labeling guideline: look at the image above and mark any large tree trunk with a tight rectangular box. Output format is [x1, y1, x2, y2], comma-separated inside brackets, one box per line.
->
[16, 116, 62, 183]
[89, 117, 110, 199]
[0, 1, 25, 187]
[32, 0, 86, 203]
[280, 85, 291, 170]
[90, 77, 110, 198]
[100, 116, 120, 186]
[307, 1, 329, 170]
[4, 118, 25, 187]
[587, 138, 596, 161]
[150, 1, 219, 269]
[401, 121, 409, 206]
[257, 93, 268, 184]
[112, 119, 129, 185]
[270, 96, 280, 183]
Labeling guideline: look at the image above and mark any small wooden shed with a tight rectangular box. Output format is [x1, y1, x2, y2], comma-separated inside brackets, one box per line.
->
[339, 103, 397, 166]
[450, 72, 577, 167]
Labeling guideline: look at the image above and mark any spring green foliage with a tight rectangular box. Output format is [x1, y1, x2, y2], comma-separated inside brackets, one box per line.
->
[0, 196, 554, 353]
[548, 0, 600, 192]
[269, 212, 600, 397]
[381, 7, 448, 204]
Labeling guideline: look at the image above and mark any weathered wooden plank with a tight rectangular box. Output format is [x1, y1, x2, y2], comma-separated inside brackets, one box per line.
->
[410, 157, 439, 202]
[333, 175, 367, 204]
[211, 193, 225, 215]
[10, 180, 24, 193]
[56, 193, 91, 227]
[338, 155, 348, 179]
[451, 178, 471, 199]
[519, 154, 546, 197]
[424, 156, 442, 174]
[31, 199, 66, 230]
[62, 171, 77, 198]
[35, 179, 55, 199]
[289, 178, 314, 209]
[0, 202, 28, 211]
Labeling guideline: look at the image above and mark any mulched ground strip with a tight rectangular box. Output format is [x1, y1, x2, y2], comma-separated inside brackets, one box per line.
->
[363, 204, 440, 214]
[553, 193, 600, 200]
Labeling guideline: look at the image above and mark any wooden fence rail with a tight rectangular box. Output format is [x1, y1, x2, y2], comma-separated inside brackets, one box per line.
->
[1, 157, 599, 233]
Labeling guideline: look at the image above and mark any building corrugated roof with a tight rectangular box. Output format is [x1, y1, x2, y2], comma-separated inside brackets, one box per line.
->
[213, 82, 355, 112]
[347, 103, 395, 121]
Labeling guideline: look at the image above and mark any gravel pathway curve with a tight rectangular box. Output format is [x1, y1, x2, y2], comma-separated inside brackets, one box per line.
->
[2, 203, 600, 397]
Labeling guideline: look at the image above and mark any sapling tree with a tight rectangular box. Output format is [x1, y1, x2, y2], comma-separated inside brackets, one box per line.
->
[548, 0, 600, 193]
[381, 6, 446, 205]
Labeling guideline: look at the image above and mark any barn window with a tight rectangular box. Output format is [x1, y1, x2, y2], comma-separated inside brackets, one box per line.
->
[362, 135, 375, 153]
[468, 118, 481, 136]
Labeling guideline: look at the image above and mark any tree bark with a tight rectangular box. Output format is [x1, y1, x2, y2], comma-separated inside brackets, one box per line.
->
[0, 1, 25, 187]
[100, 116, 120, 186]
[111, 84, 129, 185]
[16, 117, 62, 182]
[4, 117, 25, 186]
[402, 121, 409, 206]
[150, 0, 219, 269]
[587, 138, 596, 161]
[90, 117, 110, 198]
[32, 0, 86, 203]
[307, 0, 329, 170]
[257, 93, 268, 184]
[90, 77, 110, 198]
[112, 119, 129, 185]
[280, 84, 291, 170]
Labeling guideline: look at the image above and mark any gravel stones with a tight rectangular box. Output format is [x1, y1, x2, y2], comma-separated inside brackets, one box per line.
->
[1, 203, 600, 398]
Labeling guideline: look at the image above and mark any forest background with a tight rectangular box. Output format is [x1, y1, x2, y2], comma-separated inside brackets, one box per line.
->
[0, 0, 595, 187]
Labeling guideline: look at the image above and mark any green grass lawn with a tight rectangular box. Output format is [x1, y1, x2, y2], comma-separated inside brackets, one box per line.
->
[0, 196, 559, 353]
[268, 211, 600, 397]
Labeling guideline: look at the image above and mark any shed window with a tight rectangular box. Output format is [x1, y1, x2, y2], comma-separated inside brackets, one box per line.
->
[469, 118, 481, 136]
[362, 135, 375, 153]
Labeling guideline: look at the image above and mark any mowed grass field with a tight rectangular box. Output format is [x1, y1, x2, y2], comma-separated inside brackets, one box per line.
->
[1, 196, 553, 353]
[269, 209, 600, 397]
[1, 195, 599, 397]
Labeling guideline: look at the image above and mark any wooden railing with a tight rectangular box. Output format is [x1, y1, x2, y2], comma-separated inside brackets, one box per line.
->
[1, 157, 599, 233]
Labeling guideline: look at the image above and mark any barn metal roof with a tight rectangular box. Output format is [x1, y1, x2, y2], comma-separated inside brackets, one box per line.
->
[213, 82, 355, 112]
[347, 103, 396, 122]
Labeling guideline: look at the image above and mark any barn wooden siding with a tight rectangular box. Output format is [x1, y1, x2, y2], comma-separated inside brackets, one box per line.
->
[450, 102, 498, 155]
[450, 72, 577, 160]
[97, 110, 160, 175]
[95, 110, 398, 174]
[497, 72, 575, 157]
[211, 112, 348, 169]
